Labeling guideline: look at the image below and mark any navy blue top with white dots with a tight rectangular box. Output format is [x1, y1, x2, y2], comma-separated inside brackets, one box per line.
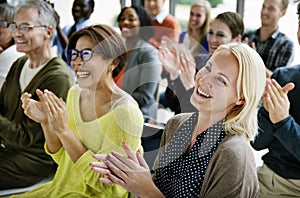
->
[154, 113, 226, 197]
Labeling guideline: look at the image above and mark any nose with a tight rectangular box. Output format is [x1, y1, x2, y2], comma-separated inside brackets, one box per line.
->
[199, 75, 213, 88]
[71, 59, 83, 69]
[208, 34, 217, 43]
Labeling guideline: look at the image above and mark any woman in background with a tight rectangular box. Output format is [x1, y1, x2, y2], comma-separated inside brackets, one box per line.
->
[116, 5, 162, 120]
[162, 11, 244, 114]
[0, 3, 23, 88]
[179, 0, 211, 56]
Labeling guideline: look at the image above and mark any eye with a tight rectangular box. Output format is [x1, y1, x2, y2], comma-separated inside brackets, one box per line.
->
[205, 65, 211, 72]
[208, 31, 213, 35]
[216, 33, 225, 37]
[70, 49, 78, 60]
[217, 76, 227, 85]
[81, 49, 93, 60]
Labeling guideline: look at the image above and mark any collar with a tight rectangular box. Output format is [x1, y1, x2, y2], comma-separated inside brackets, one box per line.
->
[256, 27, 280, 39]
[154, 10, 168, 24]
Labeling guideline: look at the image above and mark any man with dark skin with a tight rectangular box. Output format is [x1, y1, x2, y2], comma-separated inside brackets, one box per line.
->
[52, 0, 94, 60]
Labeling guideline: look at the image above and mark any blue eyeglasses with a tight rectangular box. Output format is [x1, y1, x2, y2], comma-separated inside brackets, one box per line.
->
[68, 48, 102, 62]
[8, 22, 47, 32]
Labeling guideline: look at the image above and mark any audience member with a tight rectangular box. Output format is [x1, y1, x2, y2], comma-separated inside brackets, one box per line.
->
[179, 0, 211, 56]
[162, 12, 244, 114]
[251, 2, 300, 197]
[91, 42, 266, 197]
[52, 0, 94, 60]
[145, 0, 182, 48]
[243, 0, 294, 77]
[116, 5, 162, 120]
[0, 0, 74, 190]
[0, 3, 23, 88]
[19, 24, 144, 197]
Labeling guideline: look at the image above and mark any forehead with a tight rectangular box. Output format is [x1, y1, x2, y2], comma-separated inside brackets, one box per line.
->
[14, 8, 39, 24]
[145, 0, 164, 5]
[210, 19, 231, 33]
[209, 49, 239, 80]
[74, 0, 90, 7]
[76, 35, 93, 49]
[123, 8, 138, 16]
[191, 6, 206, 14]
[263, 0, 282, 8]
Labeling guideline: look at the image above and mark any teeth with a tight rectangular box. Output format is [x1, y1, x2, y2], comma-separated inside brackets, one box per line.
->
[197, 87, 212, 98]
[16, 40, 26, 44]
[77, 71, 90, 78]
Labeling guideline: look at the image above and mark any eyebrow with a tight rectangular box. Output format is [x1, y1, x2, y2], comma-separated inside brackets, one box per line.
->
[208, 62, 233, 84]
[218, 72, 232, 84]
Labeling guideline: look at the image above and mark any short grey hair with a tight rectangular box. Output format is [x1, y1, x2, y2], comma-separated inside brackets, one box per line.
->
[16, 0, 56, 39]
[0, 3, 16, 22]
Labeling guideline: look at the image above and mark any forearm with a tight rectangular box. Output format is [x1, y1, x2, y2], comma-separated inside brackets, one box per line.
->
[139, 184, 165, 198]
[41, 123, 63, 154]
[273, 116, 300, 160]
[57, 128, 88, 163]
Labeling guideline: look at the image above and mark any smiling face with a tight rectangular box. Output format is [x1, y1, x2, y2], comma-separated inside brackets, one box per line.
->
[12, 8, 48, 54]
[260, 0, 285, 27]
[71, 35, 111, 89]
[72, 0, 93, 23]
[0, 15, 13, 49]
[144, 0, 165, 18]
[118, 8, 141, 38]
[190, 49, 240, 118]
[188, 5, 206, 31]
[207, 18, 235, 55]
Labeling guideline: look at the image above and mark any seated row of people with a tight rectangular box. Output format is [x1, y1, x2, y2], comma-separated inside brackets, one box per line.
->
[0, 0, 298, 197]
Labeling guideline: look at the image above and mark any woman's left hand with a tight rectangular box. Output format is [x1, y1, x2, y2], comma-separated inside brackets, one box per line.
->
[43, 89, 69, 134]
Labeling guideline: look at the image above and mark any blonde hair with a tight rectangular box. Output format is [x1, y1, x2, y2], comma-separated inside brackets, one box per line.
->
[187, 0, 211, 44]
[215, 43, 266, 140]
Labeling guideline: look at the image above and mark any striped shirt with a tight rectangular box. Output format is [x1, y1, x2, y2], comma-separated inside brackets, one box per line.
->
[244, 28, 294, 71]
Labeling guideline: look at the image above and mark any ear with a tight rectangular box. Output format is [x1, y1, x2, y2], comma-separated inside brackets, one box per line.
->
[44, 26, 53, 40]
[232, 34, 242, 42]
[112, 59, 120, 69]
[235, 98, 245, 106]
[280, 9, 287, 17]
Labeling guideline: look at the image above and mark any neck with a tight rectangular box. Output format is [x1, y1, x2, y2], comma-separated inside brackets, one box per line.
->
[260, 25, 278, 42]
[27, 44, 54, 68]
[194, 111, 225, 136]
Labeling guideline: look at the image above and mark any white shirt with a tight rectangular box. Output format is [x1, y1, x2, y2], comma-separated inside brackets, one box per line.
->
[0, 45, 24, 88]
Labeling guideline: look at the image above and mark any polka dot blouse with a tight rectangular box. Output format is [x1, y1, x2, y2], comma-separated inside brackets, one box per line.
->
[154, 113, 226, 197]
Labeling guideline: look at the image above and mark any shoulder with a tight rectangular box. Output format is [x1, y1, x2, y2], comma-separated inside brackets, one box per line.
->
[163, 113, 194, 139]
[272, 65, 300, 83]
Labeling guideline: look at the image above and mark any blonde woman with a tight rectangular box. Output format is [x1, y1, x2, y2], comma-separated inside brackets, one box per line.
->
[91, 42, 266, 197]
[179, 0, 211, 56]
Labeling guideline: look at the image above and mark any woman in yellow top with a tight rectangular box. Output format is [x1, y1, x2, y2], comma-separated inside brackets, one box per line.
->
[19, 24, 144, 197]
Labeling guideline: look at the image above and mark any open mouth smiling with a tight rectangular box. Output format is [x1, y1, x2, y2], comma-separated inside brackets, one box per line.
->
[197, 87, 212, 98]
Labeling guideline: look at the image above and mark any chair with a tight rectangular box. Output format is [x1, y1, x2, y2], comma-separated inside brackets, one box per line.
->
[0, 174, 53, 197]
[141, 122, 164, 171]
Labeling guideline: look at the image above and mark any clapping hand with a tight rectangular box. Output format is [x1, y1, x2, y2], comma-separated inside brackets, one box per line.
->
[90, 142, 158, 197]
[262, 78, 295, 124]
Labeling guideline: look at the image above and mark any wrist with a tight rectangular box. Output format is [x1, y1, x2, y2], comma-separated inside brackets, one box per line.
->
[170, 71, 180, 81]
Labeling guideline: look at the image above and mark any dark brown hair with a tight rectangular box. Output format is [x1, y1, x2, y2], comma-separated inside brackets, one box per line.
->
[68, 24, 128, 78]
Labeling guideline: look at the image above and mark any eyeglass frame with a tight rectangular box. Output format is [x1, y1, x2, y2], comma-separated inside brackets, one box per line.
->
[8, 22, 47, 32]
[68, 48, 103, 62]
[0, 20, 9, 28]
